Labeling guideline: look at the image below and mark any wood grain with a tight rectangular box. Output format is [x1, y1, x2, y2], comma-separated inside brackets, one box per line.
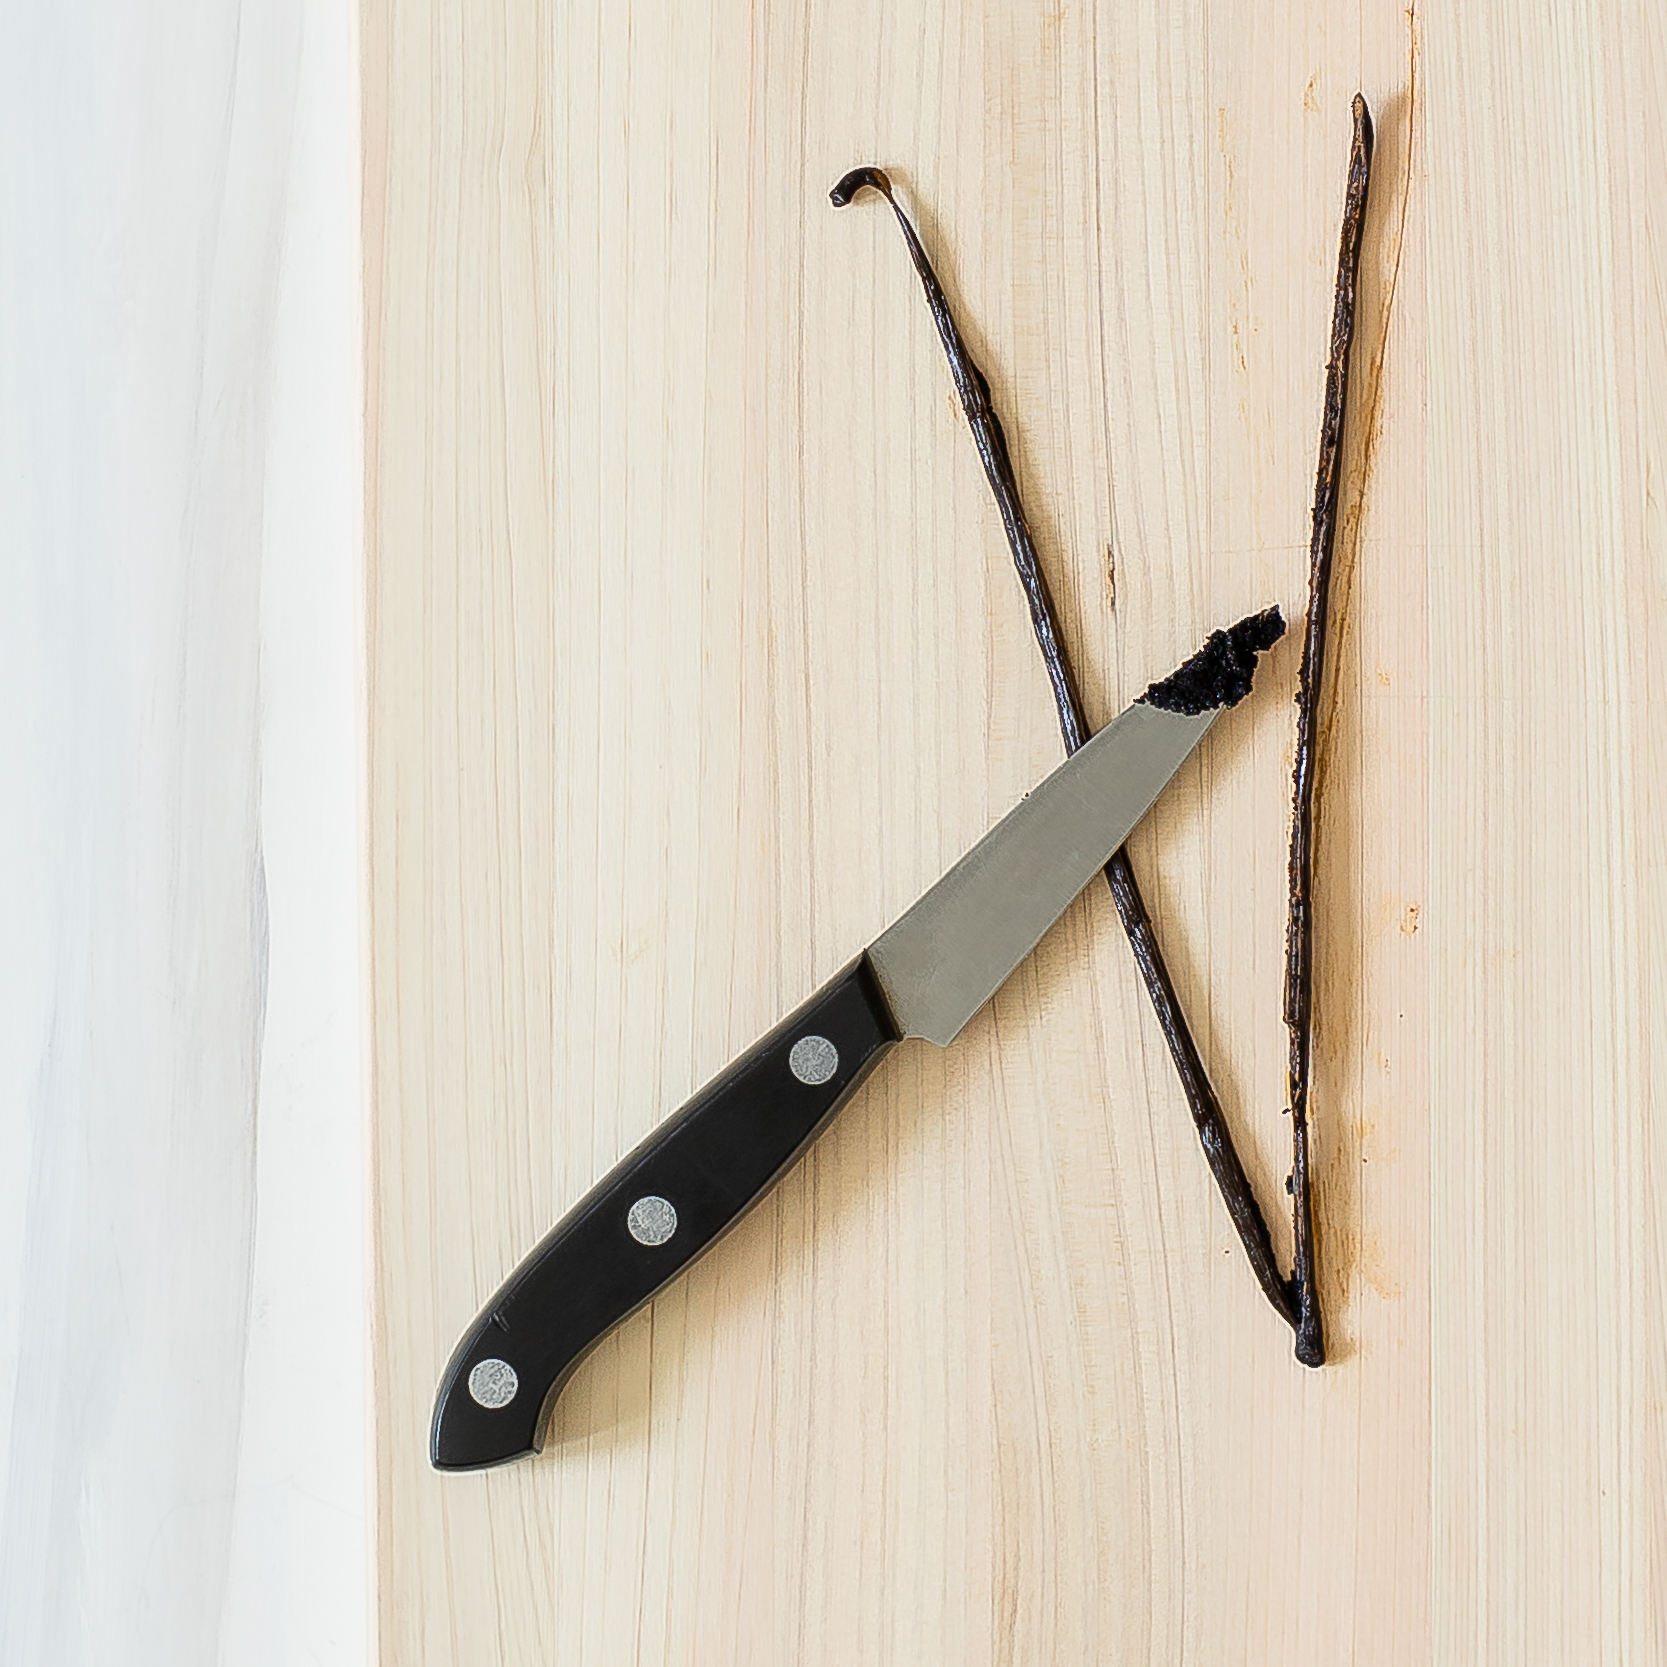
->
[366, 0, 1661, 1659]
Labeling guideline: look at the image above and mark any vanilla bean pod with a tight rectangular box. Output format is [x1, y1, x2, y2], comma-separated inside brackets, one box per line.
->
[830, 166, 1297, 1335]
[1285, 94, 1374, 1365]
[832, 98, 1373, 1366]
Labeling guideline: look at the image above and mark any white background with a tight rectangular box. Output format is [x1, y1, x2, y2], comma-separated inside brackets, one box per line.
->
[0, 0, 365, 1661]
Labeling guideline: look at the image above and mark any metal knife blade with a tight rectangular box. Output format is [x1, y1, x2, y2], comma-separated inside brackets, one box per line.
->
[430, 610, 1281, 1470]
[867, 699, 1214, 1044]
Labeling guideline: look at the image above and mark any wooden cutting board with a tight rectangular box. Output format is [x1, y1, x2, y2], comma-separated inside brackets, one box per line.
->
[365, 1, 1664, 1658]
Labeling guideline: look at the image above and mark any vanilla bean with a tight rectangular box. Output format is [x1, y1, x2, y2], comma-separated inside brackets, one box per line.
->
[834, 103, 1374, 1364]
[830, 166, 1299, 1334]
[1285, 94, 1375, 1366]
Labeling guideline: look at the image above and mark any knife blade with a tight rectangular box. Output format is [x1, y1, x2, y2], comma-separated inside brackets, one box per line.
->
[431, 609, 1283, 1469]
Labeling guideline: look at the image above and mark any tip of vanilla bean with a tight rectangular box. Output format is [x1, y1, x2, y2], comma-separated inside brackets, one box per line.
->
[829, 167, 892, 208]
[1136, 606, 1286, 716]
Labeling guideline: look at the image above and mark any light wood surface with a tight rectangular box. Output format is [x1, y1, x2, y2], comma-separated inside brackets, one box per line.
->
[366, 1, 1663, 1659]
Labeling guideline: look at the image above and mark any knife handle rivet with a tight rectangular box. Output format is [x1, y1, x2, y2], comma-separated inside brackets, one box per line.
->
[788, 1035, 838, 1086]
[467, 1357, 519, 1409]
[627, 1195, 678, 1246]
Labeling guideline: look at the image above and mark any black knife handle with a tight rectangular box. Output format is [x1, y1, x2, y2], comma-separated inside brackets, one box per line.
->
[431, 955, 901, 1470]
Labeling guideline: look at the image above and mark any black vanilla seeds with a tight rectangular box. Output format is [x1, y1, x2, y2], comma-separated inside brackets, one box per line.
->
[1138, 607, 1289, 716]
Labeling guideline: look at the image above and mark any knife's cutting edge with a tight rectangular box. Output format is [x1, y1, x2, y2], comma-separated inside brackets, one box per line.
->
[866, 700, 1217, 1045]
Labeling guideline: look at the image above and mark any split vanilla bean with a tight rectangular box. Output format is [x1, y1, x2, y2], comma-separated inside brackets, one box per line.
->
[1285, 93, 1375, 1364]
[832, 96, 1373, 1365]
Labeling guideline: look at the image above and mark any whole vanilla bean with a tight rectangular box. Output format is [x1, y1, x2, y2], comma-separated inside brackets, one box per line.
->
[830, 167, 1296, 1333]
[832, 96, 1374, 1365]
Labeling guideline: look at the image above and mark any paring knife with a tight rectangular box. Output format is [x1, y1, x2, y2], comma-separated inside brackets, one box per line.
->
[432, 607, 1285, 1470]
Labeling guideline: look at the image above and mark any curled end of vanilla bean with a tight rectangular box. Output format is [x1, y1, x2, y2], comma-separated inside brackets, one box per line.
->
[829, 167, 893, 208]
